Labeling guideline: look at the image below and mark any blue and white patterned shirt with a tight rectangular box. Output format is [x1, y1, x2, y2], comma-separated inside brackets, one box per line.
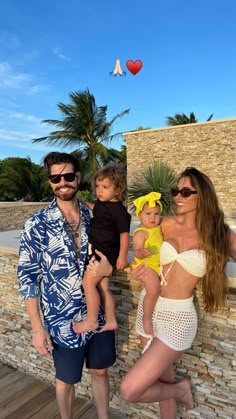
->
[18, 199, 105, 348]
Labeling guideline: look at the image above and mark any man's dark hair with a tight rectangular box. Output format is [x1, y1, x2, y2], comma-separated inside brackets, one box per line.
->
[43, 152, 80, 174]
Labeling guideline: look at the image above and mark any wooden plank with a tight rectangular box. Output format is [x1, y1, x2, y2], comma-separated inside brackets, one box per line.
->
[30, 398, 59, 418]
[53, 398, 93, 419]
[0, 373, 36, 404]
[0, 381, 47, 418]
[73, 398, 95, 418]
[77, 404, 128, 419]
[4, 386, 55, 419]
[77, 404, 98, 419]
[110, 410, 128, 419]
[0, 364, 15, 380]
[0, 371, 27, 402]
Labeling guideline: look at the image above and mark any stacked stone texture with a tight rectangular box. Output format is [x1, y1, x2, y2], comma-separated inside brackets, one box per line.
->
[0, 203, 47, 231]
[1, 250, 235, 418]
[125, 118, 236, 218]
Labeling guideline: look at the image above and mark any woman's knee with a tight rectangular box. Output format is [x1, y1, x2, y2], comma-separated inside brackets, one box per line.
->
[120, 378, 138, 403]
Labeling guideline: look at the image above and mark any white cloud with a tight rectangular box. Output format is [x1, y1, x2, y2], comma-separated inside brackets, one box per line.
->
[9, 112, 40, 122]
[0, 62, 49, 93]
[52, 47, 71, 61]
[0, 127, 51, 152]
[0, 110, 50, 152]
[0, 62, 31, 88]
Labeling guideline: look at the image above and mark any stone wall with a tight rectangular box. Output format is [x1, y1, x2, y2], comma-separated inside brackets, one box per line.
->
[1, 248, 236, 418]
[0, 203, 48, 231]
[124, 118, 236, 218]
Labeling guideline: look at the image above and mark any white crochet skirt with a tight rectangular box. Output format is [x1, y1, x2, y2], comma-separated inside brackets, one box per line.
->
[136, 289, 197, 351]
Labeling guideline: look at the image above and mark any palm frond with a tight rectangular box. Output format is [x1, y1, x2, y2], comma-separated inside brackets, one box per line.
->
[128, 160, 177, 215]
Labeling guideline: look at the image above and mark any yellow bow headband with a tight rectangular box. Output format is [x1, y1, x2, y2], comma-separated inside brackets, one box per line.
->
[133, 192, 162, 216]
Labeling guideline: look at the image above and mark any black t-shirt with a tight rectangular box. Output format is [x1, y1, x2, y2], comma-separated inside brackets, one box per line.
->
[89, 200, 131, 266]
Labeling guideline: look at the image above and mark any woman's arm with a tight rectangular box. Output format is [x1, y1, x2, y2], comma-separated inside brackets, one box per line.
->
[130, 262, 159, 286]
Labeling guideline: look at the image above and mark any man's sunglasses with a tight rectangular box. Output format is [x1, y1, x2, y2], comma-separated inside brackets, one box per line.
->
[171, 188, 197, 198]
[48, 172, 76, 184]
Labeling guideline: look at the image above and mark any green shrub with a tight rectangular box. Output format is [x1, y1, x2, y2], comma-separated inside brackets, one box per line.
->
[76, 190, 94, 203]
[128, 160, 177, 216]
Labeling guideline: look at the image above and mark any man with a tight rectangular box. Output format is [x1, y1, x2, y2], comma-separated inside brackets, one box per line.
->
[18, 152, 116, 419]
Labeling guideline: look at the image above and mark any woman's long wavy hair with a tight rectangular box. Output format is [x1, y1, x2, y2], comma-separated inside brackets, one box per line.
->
[178, 167, 231, 313]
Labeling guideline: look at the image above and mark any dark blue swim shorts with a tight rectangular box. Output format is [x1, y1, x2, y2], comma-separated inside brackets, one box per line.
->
[52, 330, 116, 384]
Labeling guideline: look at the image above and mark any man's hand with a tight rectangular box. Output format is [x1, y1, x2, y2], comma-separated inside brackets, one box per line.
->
[87, 250, 113, 278]
[32, 328, 53, 356]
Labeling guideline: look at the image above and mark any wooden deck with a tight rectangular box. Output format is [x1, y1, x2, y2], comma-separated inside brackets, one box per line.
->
[0, 363, 126, 418]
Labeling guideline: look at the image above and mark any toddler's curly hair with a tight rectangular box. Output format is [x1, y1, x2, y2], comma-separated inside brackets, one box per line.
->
[92, 163, 127, 202]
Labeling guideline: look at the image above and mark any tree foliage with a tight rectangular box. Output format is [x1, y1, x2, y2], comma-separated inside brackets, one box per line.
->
[128, 160, 177, 216]
[33, 89, 129, 181]
[0, 157, 49, 201]
[166, 112, 213, 126]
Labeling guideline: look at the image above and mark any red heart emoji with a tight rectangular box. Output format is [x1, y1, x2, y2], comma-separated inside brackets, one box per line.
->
[126, 60, 143, 75]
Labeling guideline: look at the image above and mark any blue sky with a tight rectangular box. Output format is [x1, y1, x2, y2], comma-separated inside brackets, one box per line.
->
[0, 0, 236, 164]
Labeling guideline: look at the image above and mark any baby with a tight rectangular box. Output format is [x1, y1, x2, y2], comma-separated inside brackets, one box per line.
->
[132, 192, 163, 335]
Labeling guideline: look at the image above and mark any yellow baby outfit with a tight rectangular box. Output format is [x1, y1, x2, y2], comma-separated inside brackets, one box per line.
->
[133, 225, 163, 273]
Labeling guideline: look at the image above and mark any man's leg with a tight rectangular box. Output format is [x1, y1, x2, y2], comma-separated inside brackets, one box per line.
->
[55, 379, 75, 419]
[52, 343, 85, 419]
[86, 330, 116, 419]
[89, 368, 110, 419]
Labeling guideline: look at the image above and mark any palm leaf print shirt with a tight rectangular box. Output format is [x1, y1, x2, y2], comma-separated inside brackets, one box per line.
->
[18, 199, 105, 348]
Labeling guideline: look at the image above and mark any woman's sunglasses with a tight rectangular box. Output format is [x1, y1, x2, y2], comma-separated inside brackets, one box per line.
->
[48, 172, 76, 184]
[171, 188, 197, 198]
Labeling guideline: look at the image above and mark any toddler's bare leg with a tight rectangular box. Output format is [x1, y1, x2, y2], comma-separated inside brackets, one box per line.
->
[72, 270, 102, 333]
[143, 274, 160, 335]
[98, 276, 118, 333]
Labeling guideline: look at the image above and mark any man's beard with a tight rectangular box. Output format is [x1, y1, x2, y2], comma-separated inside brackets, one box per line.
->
[54, 185, 78, 201]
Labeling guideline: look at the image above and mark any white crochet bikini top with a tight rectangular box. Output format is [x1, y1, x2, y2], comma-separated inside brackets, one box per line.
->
[160, 241, 206, 285]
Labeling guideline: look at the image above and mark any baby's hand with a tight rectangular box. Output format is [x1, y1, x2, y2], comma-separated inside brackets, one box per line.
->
[141, 248, 152, 258]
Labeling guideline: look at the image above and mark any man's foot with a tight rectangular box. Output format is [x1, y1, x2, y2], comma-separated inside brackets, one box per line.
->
[98, 319, 118, 333]
[143, 316, 153, 335]
[178, 378, 194, 411]
[72, 320, 98, 334]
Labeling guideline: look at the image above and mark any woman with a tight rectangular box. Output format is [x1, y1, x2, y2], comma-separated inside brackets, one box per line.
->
[120, 167, 236, 418]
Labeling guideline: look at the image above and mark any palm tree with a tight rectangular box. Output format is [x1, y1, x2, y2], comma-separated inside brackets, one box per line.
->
[166, 112, 213, 126]
[33, 89, 129, 181]
[128, 160, 177, 216]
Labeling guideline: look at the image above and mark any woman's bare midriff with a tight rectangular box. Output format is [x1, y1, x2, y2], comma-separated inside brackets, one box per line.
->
[160, 262, 200, 299]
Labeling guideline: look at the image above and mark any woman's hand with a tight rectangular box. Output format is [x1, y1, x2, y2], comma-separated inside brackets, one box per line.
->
[87, 250, 113, 277]
[130, 262, 158, 285]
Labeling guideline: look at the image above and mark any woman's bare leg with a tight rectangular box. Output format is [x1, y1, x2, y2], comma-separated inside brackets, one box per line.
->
[159, 365, 177, 419]
[120, 338, 193, 411]
[140, 336, 177, 419]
